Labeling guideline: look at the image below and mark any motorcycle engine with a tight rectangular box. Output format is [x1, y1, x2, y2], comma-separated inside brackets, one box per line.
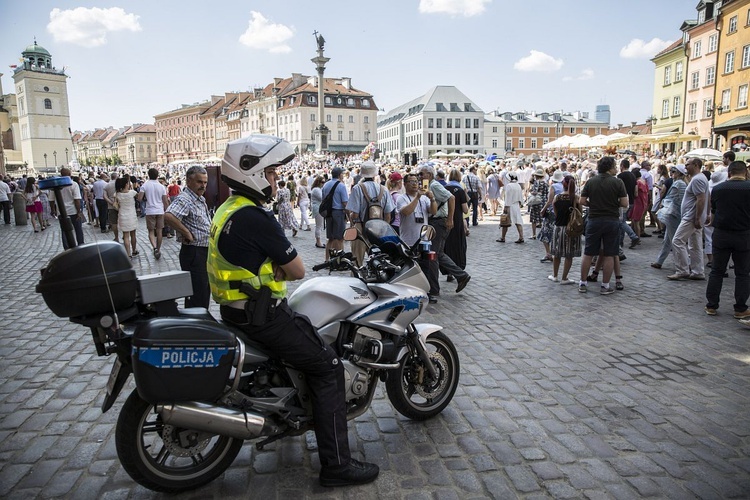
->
[342, 360, 370, 401]
[350, 327, 396, 364]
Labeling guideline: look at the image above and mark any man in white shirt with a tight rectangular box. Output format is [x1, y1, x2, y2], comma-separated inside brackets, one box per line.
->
[0, 177, 11, 224]
[137, 168, 169, 259]
[59, 167, 85, 249]
[92, 173, 109, 232]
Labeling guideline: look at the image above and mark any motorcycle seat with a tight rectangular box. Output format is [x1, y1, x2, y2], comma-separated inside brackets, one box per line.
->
[176, 307, 216, 322]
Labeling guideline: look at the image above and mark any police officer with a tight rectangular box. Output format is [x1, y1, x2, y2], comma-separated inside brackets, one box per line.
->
[207, 135, 379, 487]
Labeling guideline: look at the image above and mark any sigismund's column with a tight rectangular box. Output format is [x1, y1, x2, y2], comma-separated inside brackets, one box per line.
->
[312, 31, 330, 152]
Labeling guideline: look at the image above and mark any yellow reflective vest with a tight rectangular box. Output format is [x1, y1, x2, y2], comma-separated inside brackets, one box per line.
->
[207, 195, 287, 304]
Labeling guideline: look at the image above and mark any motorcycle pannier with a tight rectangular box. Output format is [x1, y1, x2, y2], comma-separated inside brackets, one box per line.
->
[132, 318, 237, 404]
[36, 241, 137, 319]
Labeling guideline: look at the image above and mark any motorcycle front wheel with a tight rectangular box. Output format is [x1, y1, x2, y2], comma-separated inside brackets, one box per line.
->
[385, 330, 460, 420]
[115, 389, 243, 493]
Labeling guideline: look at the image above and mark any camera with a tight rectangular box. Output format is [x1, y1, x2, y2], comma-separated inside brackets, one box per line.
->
[415, 217, 424, 223]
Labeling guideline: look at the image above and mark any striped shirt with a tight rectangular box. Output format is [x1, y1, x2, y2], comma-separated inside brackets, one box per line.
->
[165, 187, 211, 247]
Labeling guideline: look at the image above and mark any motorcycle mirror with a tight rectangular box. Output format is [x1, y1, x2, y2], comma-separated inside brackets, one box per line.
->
[420, 225, 436, 241]
[343, 227, 359, 241]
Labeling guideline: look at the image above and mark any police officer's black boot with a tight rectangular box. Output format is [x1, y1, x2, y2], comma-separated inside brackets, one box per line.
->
[319, 459, 379, 487]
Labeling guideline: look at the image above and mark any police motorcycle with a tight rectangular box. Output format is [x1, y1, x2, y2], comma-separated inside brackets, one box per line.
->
[35, 136, 459, 493]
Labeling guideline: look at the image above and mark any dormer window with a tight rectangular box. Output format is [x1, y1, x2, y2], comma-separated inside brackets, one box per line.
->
[347, 98, 355, 107]
[308, 95, 317, 104]
[698, 9, 705, 24]
[325, 96, 332, 105]
[362, 98, 370, 107]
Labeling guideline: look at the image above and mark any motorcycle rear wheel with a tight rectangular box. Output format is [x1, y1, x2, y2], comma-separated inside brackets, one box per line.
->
[385, 330, 460, 420]
[115, 389, 244, 493]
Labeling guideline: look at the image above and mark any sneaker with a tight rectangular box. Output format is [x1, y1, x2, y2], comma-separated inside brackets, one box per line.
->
[650, 263, 662, 269]
[628, 238, 641, 249]
[319, 459, 380, 487]
[456, 275, 471, 293]
[705, 307, 717, 316]
[547, 275, 559, 282]
[560, 279, 576, 285]
[734, 310, 750, 319]
[578, 283, 587, 293]
[667, 273, 689, 281]
[688, 274, 706, 280]
[600, 286, 614, 295]
[739, 318, 750, 329]
[428, 295, 438, 304]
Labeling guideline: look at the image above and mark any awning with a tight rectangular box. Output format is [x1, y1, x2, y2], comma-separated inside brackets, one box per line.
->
[713, 114, 750, 133]
[606, 132, 698, 146]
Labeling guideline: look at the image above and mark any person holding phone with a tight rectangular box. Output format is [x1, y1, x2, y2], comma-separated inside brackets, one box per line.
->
[397, 173, 437, 301]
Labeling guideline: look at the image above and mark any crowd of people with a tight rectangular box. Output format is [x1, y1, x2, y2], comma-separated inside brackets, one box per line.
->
[1, 146, 748, 325]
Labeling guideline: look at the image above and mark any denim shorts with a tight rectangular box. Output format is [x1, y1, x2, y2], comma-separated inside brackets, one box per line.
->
[584, 217, 620, 256]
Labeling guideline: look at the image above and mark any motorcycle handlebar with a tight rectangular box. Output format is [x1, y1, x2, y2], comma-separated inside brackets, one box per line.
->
[312, 262, 329, 272]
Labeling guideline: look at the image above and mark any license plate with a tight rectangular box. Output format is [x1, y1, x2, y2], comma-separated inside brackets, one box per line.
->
[106, 358, 122, 395]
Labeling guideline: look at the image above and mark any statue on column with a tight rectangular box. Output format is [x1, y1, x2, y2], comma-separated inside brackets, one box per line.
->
[314, 31, 325, 51]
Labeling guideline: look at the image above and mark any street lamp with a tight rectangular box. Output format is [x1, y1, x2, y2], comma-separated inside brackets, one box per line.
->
[129, 144, 135, 165]
[53, 150, 57, 165]
[64, 148, 68, 165]
[103, 146, 108, 165]
[24, 162, 28, 175]
[44, 153, 48, 168]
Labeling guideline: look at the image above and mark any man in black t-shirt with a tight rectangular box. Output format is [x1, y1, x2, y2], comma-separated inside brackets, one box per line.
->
[617, 159, 639, 253]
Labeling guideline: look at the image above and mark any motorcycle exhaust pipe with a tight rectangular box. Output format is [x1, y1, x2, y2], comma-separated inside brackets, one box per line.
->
[156, 402, 274, 440]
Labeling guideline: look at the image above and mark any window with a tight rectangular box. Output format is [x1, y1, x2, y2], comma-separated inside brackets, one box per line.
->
[519, 127, 525, 134]
[706, 66, 716, 86]
[704, 99, 713, 118]
[362, 99, 370, 107]
[427, 118, 433, 128]
[454, 133, 460, 145]
[662, 99, 670, 118]
[347, 98, 355, 107]
[725, 50, 735, 73]
[721, 89, 731, 111]
[446, 133, 452, 145]
[664, 66, 672, 85]
[326, 114, 332, 123]
[436, 133, 442, 145]
[348, 115, 354, 123]
[337, 131, 343, 141]
[505, 139, 512, 151]
[308, 95, 317, 104]
[543, 127, 549, 134]
[491, 139, 498, 148]
[694, 40, 702, 58]
[531, 139, 538, 149]
[364, 116, 369, 124]
[739, 84, 748, 108]
[742, 45, 750, 69]
[492, 126, 497, 133]
[44, 98, 51, 110]
[708, 34, 718, 53]
[675, 62, 683, 81]
[310, 113, 316, 122]
[688, 102, 697, 121]
[337, 115, 343, 123]
[364, 130, 370, 141]
[454, 118, 460, 128]
[465, 133, 471, 145]
[728, 15, 738, 34]
[436, 118, 442, 128]
[428, 133, 434, 145]
[325, 97, 332, 105]
[465, 118, 471, 128]
[673, 96, 681, 116]
[349, 131, 354, 141]
[531, 127, 538, 134]
[447, 119, 452, 128]
[473, 119, 479, 128]
[519, 139, 525, 149]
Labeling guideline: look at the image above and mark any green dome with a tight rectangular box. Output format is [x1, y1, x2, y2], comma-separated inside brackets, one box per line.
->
[23, 41, 50, 56]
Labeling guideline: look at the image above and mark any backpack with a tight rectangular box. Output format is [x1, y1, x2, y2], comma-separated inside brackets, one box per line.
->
[566, 201, 585, 238]
[318, 181, 340, 218]
[360, 182, 384, 222]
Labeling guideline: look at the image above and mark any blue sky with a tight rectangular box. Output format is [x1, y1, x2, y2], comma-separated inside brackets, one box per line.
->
[1, 0, 693, 132]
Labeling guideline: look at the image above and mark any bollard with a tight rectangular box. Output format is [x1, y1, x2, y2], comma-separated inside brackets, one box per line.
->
[12, 191, 28, 225]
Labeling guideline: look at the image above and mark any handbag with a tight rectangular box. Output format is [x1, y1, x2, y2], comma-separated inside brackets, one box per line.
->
[526, 193, 542, 206]
[499, 208, 511, 227]
[656, 198, 674, 223]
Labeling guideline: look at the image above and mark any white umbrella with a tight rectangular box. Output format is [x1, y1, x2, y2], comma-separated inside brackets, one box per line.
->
[448, 152, 461, 158]
[433, 151, 449, 158]
[684, 148, 723, 161]
[460, 152, 475, 158]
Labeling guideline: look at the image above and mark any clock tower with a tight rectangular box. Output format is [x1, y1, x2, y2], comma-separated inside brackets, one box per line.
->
[12, 40, 73, 172]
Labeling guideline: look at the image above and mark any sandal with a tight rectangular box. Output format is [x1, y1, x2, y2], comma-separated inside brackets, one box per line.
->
[132, 251, 140, 256]
[531, 235, 537, 239]
[515, 239, 525, 244]
[496, 238, 505, 243]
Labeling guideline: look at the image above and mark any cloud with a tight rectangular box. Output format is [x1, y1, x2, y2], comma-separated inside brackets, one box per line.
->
[619, 38, 673, 59]
[513, 50, 564, 72]
[562, 68, 595, 82]
[47, 7, 141, 47]
[419, 0, 491, 17]
[239, 11, 294, 54]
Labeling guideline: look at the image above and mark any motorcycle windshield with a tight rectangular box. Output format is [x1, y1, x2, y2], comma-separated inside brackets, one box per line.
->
[363, 220, 402, 247]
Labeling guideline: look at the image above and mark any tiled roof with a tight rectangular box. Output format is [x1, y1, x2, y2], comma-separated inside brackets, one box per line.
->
[652, 39, 682, 59]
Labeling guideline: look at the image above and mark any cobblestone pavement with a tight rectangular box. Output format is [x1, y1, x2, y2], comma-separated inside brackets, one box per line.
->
[1, 211, 749, 499]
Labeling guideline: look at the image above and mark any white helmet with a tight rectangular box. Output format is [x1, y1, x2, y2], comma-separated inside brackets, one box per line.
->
[222, 134, 295, 201]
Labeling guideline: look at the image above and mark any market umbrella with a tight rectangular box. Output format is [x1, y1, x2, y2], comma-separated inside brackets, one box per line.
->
[684, 148, 723, 161]
[460, 152, 475, 158]
[433, 151, 449, 158]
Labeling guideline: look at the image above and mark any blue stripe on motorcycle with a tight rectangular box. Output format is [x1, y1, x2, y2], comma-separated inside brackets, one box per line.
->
[134, 347, 231, 368]
[351, 296, 422, 321]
